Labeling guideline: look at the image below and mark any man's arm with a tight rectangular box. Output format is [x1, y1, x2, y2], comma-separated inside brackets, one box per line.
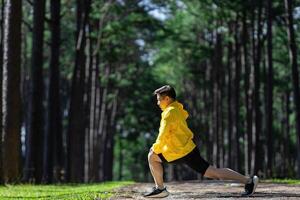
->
[152, 109, 176, 154]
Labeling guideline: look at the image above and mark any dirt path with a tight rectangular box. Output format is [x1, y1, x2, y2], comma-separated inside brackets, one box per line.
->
[110, 180, 300, 199]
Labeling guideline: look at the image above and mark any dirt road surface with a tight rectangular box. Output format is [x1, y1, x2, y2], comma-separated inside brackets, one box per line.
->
[110, 180, 300, 199]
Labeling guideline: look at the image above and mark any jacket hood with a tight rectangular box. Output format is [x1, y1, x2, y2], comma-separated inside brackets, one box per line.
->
[166, 101, 189, 119]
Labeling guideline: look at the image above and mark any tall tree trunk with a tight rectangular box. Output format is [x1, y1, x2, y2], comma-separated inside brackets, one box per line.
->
[93, 88, 101, 181]
[98, 66, 110, 181]
[89, 41, 103, 181]
[204, 63, 212, 164]
[283, 91, 291, 176]
[251, 2, 263, 175]
[226, 28, 233, 169]
[266, 0, 273, 178]
[212, 32, 221, 167]
[87, 37, 96, 182]
[24, 0, 46, 183]
[219, 45, 226, 168]
[89, 7, 110, 180]
[285, 91, 291, 177]
[0, 0, 4, 184]
[67, 0, 90, 182]
[103, 89, 118, 180]
[43, 0, 62, 183]
[215, 32, 223, 168]
[204, 60, 212, 164]
[2, 0, 22, 183]
[20, 8, 31, 182]
[262, 49, 267, 175]
[83, 20, 92, 182]
[233, 18, 241, 172]
[242, 9, 252, 176]
[118, 130, 123, 180]
[92, 55, 101, 181]
[284, 0, 300, 178]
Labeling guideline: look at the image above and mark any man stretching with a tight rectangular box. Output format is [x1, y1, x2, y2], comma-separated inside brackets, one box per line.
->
[144, 85, 258, 198]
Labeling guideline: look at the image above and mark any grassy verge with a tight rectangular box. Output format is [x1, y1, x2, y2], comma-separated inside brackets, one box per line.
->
[0, 181, 134, 200]
[262, 179, 300, 184]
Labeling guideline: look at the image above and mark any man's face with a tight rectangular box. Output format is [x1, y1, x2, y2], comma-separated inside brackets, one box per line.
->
[156, 94, 169, 110]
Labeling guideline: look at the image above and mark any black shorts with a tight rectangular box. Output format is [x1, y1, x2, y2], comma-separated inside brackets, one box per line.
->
[158, 147, 210, 175]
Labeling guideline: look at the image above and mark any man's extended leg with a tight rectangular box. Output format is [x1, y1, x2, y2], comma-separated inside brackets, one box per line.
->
[203, 165, 259, 196]
[204, 165, 250, 184]
[147, 148, 164, 189]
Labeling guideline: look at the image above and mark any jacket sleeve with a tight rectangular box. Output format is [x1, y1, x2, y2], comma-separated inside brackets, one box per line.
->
[152, 109, 176, 154]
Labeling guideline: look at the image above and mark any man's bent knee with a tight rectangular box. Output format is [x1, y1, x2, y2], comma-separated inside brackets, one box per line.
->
[148, 149, 162, 163]
[148, 150, 153, 162]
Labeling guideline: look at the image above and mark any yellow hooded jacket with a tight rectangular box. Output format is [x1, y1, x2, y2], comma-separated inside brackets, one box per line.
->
[152, 101, 196, 162]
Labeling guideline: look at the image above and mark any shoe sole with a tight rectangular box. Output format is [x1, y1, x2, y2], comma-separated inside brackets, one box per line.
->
[144, 190, 169, 198]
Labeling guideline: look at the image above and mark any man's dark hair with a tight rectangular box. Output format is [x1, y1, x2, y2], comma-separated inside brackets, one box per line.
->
[153, 85, 176, 99]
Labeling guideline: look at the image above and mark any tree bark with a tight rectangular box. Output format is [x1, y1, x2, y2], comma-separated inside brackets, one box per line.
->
[212, 32, 221, 167]
[242, 9, 252, 176]
[2, 0, 22, 183]
[283, 91, 291, 176]
[67, 0, 90, 182]
[98, 66, 109, 181]
[103, 89, 118, 180]
[251, 2, 263, 175]
[266, 0, 274, 177]
[204, 63, 212, 164]
[226, 27, 233, 169]
[92, 55, 101, 181]
[118, 131, 123, 180]
[43, 0, 63, 183]
[20, 6, 31, 182]
[23, 0, 46, 183]
[0, 0, 4, 184]
[83, 18, 90, 182]
[233, 18, 241, 172]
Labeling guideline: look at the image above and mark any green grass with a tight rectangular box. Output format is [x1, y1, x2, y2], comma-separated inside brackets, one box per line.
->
[0, 181, 134, 200]
[263, 179, 300, 184]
